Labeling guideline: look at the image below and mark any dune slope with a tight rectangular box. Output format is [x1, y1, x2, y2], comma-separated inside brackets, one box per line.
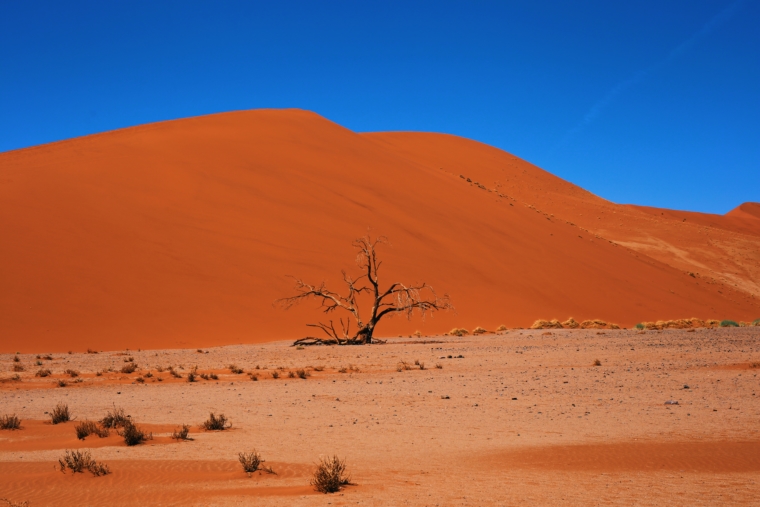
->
[1, 109, 757, 351]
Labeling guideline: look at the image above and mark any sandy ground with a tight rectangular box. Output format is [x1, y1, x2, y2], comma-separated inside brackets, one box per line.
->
[1, 328, 759, 506]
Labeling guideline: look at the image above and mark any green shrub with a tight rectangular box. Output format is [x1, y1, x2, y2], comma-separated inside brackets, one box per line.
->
[752, 318, 760, 326]
[635, 323, 645, 330]
[720, 320, 739, 327]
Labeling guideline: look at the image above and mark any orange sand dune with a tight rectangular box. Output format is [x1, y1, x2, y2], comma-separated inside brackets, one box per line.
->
[1, 109, 758, 352]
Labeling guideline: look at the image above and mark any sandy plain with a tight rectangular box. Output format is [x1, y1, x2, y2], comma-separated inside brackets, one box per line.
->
[2, 327, 759, 506]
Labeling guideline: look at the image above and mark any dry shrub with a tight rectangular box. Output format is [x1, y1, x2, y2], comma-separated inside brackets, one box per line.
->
[168, 366, 182, 378]
[57, 379, 67, 387]
[42, 355, 53, 360]
[238, 450, 276, 475]
[187, 372, 197, 382]
[86, 348, 98, 354]
[449, 328, 469, 337]
[472, 326, 488, 335]
[593, 359, 602, 366]
[100, 406, 129, 429]
[396, 361, 413, 372]
[120, 363, 137, 374]
[171, 424, 193, 441]
[0, 497, 30, 507]
[561, 317, 579, 328]
[418, 362, 426, 370]
[50, 403, 71, 424]
[229, 365, 244, 374]
[35, 368, 52, 377]
[311, 455, 352, 493]
[12, 364, 24, 372]
[201, 412, 231, 431]
[12, 355, 20, 363]
[271, 371, 280, 379]
[64, 369, 79, 377]
[435, 363, 443, 369]
[752, 319, 760, 327]
[0, 414, 21, 430]
[749, 362, 760, 369]
[531, 319, 563, 329]
[496, 325, 508, 332]
[296, 369, 309, 379]
[287, 371, 296, 378]
[58, 449, 110, 476]
[119, 420, 151, 446]
[313, 365, 325, 372]
[75, 420, 109, 440]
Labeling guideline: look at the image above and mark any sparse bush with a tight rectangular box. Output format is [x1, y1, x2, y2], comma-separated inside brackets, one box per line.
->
[119, 420, 151, 446]
[720, 320, 739, 327]
[238, 450, 276, 476]
[51, 403, 71, 424]
[397, 361, 413, 372]
[100, 406, 129, 429]
[338, 367, 348, 373]
[311, 455, 352, 493]
[249, 373, 258, 381]
[35, 360, 43, 366]
[313, 365, 325, 372]
[58, 449, 110, 476]
[64, 369, 79, 377]
[593, 359, 602, 366]
[187, 372, 197, 382]
[296, 369, 309, 379]
[75, 420, 109, 440]
[42, 355, 53, 360]
[449, 328, 469, 337]
[0, 497, 30, 506]
[12, 364, 24, 372]
[201, 412, 231, 431]
[749, 362, 760, 369]
[35, 368, 52, 377]
[86, 348, 98, 354]
[635, 323, 645, 330]
[229, 364, 244, 374]
[121, 363, 137, 374]
[13, 355, 20, 363]
[9, 374, 20, 381]
[271, 371, 280, 379]
[287, 371, 296, 378]
[135, 376, 145, 383]
[171, 424, 193, 441]
[168, 366, 182, 378]
[56, 379, 68, 388]
[418, 362, 425, 370]
[472, 326, 488, 335]
[145, 371, 153, 378]
[124, 356, 134, 362]
[496, 325, 508, 332]
[0, 414, 21, 430]
[197, 349, 204, 354]
[752, 318, 760, 326]
[435, 363, 443, 369]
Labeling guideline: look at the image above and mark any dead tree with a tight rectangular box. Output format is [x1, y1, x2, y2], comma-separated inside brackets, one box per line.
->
[277, 235, 452, 345]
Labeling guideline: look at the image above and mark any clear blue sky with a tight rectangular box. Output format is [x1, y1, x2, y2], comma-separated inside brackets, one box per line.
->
[1, 1, 758, 213]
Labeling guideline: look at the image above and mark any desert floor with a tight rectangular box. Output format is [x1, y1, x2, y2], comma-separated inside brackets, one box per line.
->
[1, 328, 759, 506]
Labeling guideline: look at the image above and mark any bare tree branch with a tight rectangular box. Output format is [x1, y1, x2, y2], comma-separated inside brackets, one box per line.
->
[277, 235, 453, 345]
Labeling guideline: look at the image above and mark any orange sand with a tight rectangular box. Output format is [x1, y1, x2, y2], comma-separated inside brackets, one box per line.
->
[2, 328, 759, 505]
[1, 109, 758, 352]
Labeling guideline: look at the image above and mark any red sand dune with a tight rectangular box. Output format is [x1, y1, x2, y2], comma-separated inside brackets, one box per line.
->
[1, 109, 758, 352]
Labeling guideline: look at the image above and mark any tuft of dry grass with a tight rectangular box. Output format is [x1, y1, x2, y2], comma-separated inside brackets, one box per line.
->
[229, 364, 244, 374]
[296, 369, 310, 379]
[120, 363, 137, 374]
[75, 420, 109, 440]
[119, 420, 151, 446]
[64, 369, 79, 377]
[238, 450, 276, 476]
[50, 403, 71, 424]
[168, 366, 182, 378]
[201, 412, 231, 431]
[397, 361, 413, 372]
[311, 455, 352, 493]
[100, 406, 130, 429]
[271, 371, 280, 379]
[187, 372, 197, 382]
[593, 359, 602, 366]
[0, 414, 21, 430]
[35, 368, 52, 377]
[171, 424, 193, 441]
[57, 379, 67, 387]
[58, 449, 110, 476]
[435, 363, 443, 369]
[287, 371, 296, 378]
